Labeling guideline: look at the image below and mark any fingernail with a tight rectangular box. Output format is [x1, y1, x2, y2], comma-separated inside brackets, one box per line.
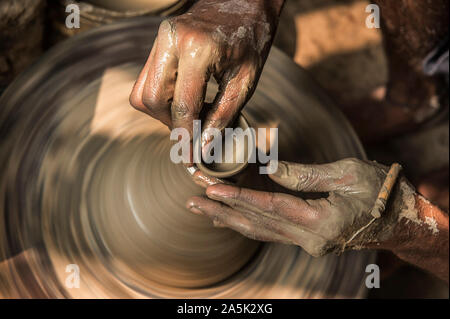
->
[270, 160, 287, 178]
[188, 206, 204, 215]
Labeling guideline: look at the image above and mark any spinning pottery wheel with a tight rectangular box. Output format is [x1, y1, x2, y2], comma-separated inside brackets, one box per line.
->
[0, 18, 375, 298]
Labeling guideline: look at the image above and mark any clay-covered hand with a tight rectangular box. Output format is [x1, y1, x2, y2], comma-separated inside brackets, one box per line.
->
[187, 158, 404, 257]
[130, 0, 283, 142]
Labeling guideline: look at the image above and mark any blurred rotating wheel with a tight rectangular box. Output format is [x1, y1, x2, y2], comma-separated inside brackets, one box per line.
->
[0, 17, 375, 298]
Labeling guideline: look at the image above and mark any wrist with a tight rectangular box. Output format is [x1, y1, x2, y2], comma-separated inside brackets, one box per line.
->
[365, 176, 449, 282]
[372, 176, 448, 250]
[342, 173, 414, 251]
[383, 191, 449, 251]
[364, 175, 418, 250]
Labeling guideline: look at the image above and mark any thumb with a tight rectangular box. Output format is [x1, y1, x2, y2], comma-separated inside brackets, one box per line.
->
[268, 160, 343, 193]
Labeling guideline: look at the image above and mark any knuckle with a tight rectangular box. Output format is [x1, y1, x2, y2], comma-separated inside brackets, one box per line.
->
[231, 188, 243, 207]
[296, 166, 317, 190]
[171, 102, 192, 121]
[242, 226, 258, 240]
[204, 118, 225, 132]
[142, 92, 168, 111]
[309, 248, 327, 258]
[344, 158, 362, 168]
[129, 91, 140, 107]
[305, 241, 329, 257]
[342, 157, 370, 180]
[181, 31, 205, 49]
[158, 18, 176, 37]
[129, 93, 146, 112]
[212, 215, 222, 225]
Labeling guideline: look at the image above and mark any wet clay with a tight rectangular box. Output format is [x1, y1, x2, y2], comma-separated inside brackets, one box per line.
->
[0, 18, 374, 298]
[196, 114, 254, 178]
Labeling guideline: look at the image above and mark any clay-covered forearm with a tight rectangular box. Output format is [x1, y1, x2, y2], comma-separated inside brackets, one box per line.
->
[392, 194, 448, 283]
[373, 179, 449, 283]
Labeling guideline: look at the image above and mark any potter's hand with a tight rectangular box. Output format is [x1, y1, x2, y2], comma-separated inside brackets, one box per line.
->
[187, 158, 403, 257]
[130, 0, 284, 141]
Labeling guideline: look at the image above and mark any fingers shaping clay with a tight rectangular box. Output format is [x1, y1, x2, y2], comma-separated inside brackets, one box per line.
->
[0, 18, 374, 298]
[196, 114, 254, 178]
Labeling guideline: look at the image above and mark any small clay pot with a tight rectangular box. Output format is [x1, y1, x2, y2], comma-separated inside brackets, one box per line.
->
[196, 114, 255, 178]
